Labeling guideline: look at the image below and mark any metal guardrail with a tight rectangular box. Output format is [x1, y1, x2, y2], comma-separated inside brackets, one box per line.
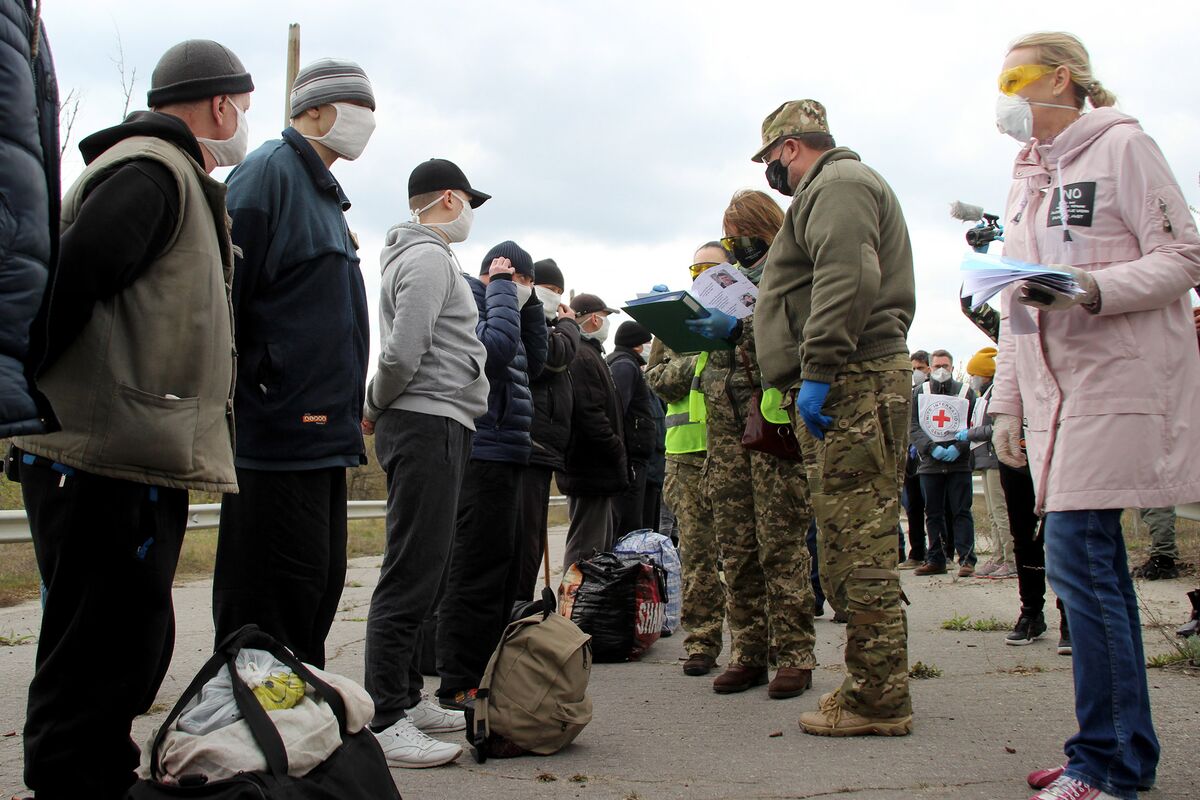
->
[0, 496, 569, 544]
[1, 486, 1196, 544]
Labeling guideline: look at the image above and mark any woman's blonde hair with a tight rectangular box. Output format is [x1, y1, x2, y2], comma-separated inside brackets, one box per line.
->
[723, 190, 785, 241]
[1009, 31, 1117, 109]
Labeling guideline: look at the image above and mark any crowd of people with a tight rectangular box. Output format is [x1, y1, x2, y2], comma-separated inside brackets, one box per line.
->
[2, 9, 1199, 800]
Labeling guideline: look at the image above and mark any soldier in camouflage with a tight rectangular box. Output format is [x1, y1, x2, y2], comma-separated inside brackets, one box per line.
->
[752, 100, 918, 735]
[645, 268, 727, 676]
[683, 201, 817, 701]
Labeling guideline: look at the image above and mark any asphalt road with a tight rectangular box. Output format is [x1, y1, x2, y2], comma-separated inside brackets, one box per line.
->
[1, 526, 1196, 799]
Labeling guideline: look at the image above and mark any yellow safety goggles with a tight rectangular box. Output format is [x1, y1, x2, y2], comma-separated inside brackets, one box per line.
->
[689, 261, 721, 279]
[998, 64, 1054, 96]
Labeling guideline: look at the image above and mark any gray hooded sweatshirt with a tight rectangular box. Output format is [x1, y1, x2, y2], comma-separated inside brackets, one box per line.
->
[365, 223, 488, 430]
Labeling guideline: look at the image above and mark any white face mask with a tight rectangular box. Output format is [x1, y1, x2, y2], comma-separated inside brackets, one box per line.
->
[514, 283, 533, 308]
[196, 98, 249, 167]
[535, 286, 562, 320]
[970, 375, 989, 393]
[912, 369, 928, 387]
[412, 192, 474, 243]
[931, 367, 953, 384]
[303, 102, 376, 161]
[582, 314, 610, 344]
[995, 94, 1079, 143]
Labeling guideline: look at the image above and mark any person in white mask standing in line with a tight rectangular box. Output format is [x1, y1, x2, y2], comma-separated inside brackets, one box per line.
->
[556, 293, 629, 571]
[359, 157, 491, 767]
[12, 40, 253, 799]
[212, 58, 376, 670]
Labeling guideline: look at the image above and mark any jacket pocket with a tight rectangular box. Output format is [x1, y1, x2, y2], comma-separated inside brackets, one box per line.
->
[255, 341, 284, 401]
[101, 383, 199, 474]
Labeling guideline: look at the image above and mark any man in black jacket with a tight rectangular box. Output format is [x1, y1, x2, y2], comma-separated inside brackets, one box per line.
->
[910, 349, 978, 577]
[515, 258, 580, 599]
[557, 293, 628, 569]
[212, 58, 375, 669]
[0, 0, 58, 440]
[608, 321, 656, 538]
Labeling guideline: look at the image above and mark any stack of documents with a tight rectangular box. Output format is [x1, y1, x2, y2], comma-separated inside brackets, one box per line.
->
[960, 252, 1083, 310]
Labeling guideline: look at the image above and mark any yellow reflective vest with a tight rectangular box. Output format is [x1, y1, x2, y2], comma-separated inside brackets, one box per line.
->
[664, 352, 708, 455]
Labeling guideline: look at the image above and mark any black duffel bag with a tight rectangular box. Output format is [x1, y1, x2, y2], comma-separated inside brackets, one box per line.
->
[127, 625, 401, 800]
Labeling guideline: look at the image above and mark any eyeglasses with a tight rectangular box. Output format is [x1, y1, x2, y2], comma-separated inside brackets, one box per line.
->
[998, 64, 1055, 96]
[689, 261, 721, 279]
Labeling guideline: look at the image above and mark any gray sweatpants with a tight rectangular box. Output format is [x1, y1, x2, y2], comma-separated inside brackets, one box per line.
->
[564, 494, 614, 570]
[1138, 506, 1179, 560]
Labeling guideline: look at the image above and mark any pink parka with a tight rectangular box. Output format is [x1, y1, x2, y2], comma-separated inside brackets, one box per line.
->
[990, 108, 1200, 513]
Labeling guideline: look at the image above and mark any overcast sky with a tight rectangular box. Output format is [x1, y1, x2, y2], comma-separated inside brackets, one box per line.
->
[42, 0, 1200, 373]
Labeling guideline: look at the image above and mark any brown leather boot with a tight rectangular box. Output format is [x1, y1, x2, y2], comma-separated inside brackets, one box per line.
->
[768, 667, 813, 699]
[682, 653, 717, 676]
[712, 664, 768, 694]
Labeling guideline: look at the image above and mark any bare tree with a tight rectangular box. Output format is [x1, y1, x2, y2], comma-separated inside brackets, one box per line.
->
[58, 88, 81, 159]
[111, 28, 137, 119]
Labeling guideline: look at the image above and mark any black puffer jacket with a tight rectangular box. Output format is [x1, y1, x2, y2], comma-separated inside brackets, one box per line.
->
[467, 275, 548, 464]
[529, 316, 580, 471]
[0, 0, 58, 436]
[557, 338, 628, 496]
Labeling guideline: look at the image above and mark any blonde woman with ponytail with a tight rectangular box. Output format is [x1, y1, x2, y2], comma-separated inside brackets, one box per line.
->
[988, 31, 1200, 800]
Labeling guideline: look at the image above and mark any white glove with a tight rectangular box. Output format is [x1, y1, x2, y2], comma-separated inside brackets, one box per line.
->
[991, 413, 1027, 468]
[1017, 265, 1099, 311]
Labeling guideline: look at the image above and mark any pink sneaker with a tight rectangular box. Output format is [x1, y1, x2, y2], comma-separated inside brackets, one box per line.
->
[1028, 765, 1065, 789]
[1029, 776, 1118, 799]
[975, 559, 1000, 577]
[988, 561, 1018, 579]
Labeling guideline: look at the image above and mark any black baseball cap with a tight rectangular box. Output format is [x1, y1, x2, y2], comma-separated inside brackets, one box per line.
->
[570, 293, 618, 315]
[407, 158, 491, 208]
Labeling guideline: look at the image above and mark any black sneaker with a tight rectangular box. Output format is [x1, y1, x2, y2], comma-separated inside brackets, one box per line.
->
[1131, 555, 1179, 581]
[1005, 612, 1047, 646]
[1057, 613, 1072, 655]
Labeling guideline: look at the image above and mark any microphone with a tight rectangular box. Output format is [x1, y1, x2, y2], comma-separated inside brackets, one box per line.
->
[949, 201, 985, 222]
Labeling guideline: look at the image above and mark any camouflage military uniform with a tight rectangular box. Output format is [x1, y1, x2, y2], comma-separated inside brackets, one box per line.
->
[700, 316, 815, 670]
[646, 340, 726, 659]
[797, 354, 912, 717]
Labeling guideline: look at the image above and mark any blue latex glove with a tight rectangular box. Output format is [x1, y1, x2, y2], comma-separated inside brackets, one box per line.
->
[908, 444, 918, 460]
[651, 284, 670, 293]
[932, 445, 959, 462]
[954, 429, 970, 442]
[684, 307, 737, 340]
[795, 381, 832, 439]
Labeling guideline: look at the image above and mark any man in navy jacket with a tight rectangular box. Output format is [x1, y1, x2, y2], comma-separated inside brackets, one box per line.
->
[437, 240, 548, 709]
[212, 59, 374, 668]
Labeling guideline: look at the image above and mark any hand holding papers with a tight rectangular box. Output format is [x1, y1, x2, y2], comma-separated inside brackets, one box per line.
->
[689, 266, 758, 319]
[960, 252, 1085, 310]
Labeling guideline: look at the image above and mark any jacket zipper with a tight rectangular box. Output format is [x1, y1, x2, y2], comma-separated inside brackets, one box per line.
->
[1157, 198, 1174, 236]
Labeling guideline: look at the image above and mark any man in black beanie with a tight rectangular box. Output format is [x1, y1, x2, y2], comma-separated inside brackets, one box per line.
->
[436, 241, 549, 710]
[608, 322, 658, 537]
[513, 258, 580, 599]
[11, 39, 253, 799]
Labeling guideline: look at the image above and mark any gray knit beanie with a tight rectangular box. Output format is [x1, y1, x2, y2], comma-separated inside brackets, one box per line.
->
[147, 40, 254, 107]
[289, 58, 375, 118]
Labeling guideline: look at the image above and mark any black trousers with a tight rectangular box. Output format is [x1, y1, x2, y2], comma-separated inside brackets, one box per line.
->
[18, 454, 187, 800]
[920, 471, 977, 567]
[364, 410, 472, 728]
[902, 468, 926, 560]
[213, 467, 347, 668]
[611, 460, 648, 539]
[437, 459, 524, 697]
[643, 479, 663, 533]
[998, 461, 1047, 614]
[514, 465, 553, 601]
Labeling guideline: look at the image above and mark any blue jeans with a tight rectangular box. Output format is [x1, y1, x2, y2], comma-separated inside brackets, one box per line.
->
[919, 472, 976, 567]
[1045, 510, 1159, 800]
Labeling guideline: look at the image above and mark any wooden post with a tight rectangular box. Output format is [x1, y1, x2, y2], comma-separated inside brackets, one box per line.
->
[283, 24, 300, 129]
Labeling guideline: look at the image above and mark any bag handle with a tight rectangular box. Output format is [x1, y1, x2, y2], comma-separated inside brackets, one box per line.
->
[148, 625, 349, 782]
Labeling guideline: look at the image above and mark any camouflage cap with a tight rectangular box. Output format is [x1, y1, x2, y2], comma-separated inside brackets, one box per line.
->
[751, 99, 829, 162]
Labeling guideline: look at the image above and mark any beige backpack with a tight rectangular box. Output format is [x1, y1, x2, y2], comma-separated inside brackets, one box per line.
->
[468, 588, 593, 762]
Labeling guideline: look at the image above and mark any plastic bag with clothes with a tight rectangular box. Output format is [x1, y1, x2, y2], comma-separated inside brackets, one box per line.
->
[613, 529, 682, 634]
[176, 648, 306, 736]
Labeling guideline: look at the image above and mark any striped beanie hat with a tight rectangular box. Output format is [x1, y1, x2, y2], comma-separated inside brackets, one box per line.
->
[289, 58, 375, 118]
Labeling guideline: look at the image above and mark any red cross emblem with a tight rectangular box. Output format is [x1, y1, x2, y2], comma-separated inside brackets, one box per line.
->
[932, 409, 952, 428]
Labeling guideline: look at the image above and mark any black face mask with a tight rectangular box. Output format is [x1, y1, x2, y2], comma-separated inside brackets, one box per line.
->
[765, 158, 793, 197]
[723, 236, 770, 267]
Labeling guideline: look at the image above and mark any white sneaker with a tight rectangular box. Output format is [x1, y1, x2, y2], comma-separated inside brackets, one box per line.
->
[404, 697, 466, 733]
[373, 717, 462, 768]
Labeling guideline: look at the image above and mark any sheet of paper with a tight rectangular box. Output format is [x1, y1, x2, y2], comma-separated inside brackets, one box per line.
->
[960, 252, 1083, 310]
[690, 267, 758, 319]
